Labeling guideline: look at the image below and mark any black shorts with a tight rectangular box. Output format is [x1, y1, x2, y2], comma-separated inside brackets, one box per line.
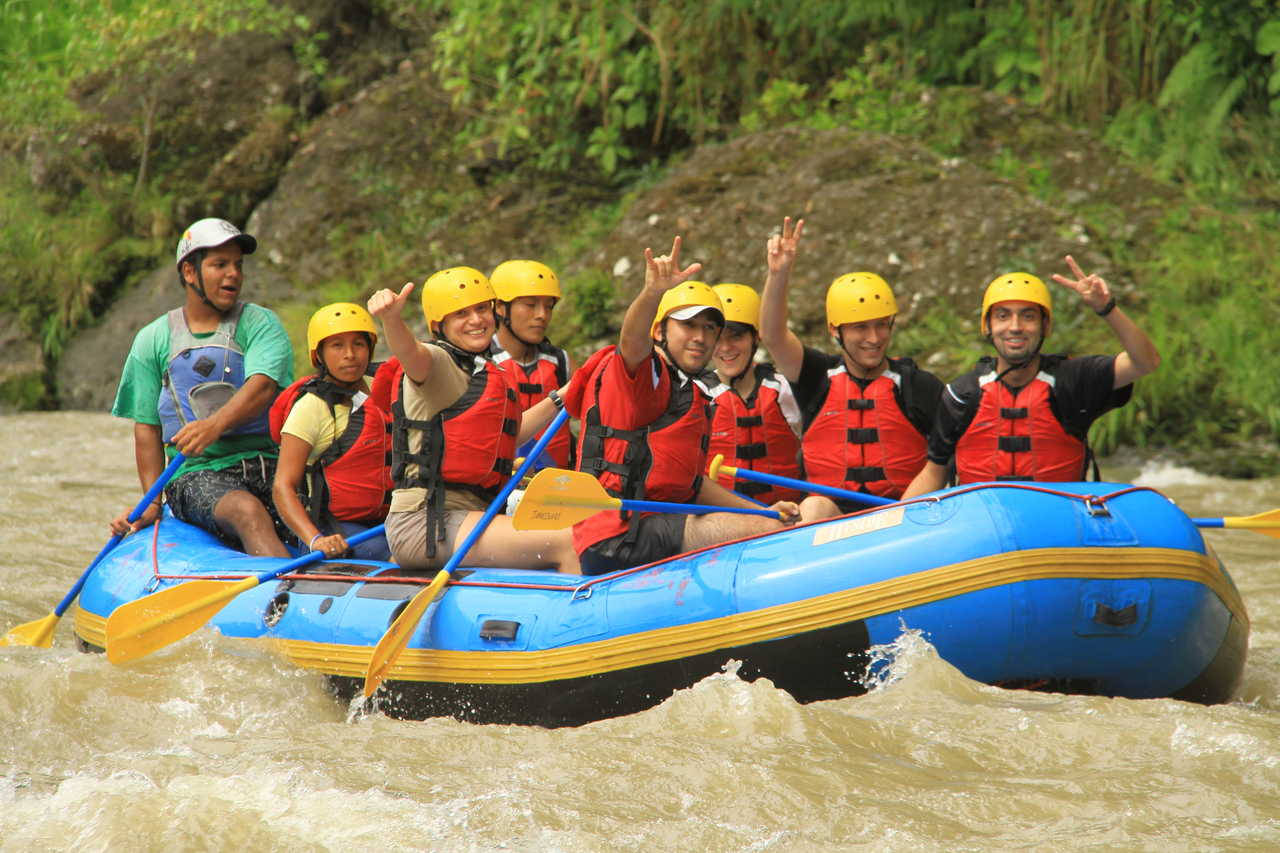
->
[165, 455, 286, 547]
[579, 513, 688, 575]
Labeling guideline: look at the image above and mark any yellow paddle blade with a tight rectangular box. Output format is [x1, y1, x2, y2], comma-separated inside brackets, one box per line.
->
[0, 613, 59, 648]
[512, 468, 621, 531]
[105, 576, 258, 664]
[364, 569, 450, 697]
[1224, 508, 1280, 540]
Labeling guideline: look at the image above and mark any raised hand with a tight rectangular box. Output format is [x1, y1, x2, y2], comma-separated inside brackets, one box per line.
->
[643, 236, 703, 293]
[766, 216, 805, 274]
[1050, 255, 1112, 314]
[368, 281, 415, 319]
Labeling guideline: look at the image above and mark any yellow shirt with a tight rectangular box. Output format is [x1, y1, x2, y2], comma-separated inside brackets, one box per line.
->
[280, 390, 369, 464]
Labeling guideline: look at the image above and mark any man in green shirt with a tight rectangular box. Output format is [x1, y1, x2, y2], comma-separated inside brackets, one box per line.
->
[109, 218, 293, 556]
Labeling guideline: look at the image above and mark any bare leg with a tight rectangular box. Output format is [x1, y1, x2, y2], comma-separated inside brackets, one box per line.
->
[213, 489, 290, 557]
[452, 513, 581, 573]
[681, 511, 783, 552]
[799, 495, 842, 522]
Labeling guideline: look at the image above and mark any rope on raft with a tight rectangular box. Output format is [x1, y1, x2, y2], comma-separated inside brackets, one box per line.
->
[144, 482, 1161, 594]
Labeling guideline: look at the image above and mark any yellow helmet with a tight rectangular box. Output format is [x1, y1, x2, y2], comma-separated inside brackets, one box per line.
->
[651, 281, 725, 339]
[421, 266, 496, 327]
[712, 283, 761, 329]
[307, 302, 377, 366]
[826, 272, 897, 327]
[489, 259, 562, 302]
[981, 272, 1052, 335]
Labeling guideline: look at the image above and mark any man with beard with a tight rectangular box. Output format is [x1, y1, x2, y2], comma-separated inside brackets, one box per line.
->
[901, 256, 1161, 497]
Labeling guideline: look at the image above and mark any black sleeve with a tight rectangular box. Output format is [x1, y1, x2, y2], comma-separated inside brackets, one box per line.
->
[1052, 355, 1133, 434]
[926, 380, 973, 465]
[904, 366, 945, 438]
[792, 345, 837, 426]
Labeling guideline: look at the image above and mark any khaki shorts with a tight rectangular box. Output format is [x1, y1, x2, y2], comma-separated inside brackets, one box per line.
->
[385, 508, 469, 569]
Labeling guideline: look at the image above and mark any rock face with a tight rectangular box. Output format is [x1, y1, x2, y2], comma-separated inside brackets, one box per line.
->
[0, 316, 45, 413]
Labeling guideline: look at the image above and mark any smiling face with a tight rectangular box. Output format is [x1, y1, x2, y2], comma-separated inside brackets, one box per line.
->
[832, 315, 894, 376]
[986, 300, 1047, 366]
[658, 311, 722, 374]
[438, 301, 496, 353]
[713, 324, 756, 381]
[317, 331, 371, 386]
[183, 242, 244, 313]
[501, 295, 557, 344]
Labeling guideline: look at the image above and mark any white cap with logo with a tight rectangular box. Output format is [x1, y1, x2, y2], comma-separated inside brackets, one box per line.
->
[175, 218, 257, 270]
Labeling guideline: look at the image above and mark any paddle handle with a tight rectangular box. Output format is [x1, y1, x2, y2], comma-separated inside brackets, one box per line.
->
[441, 407, 572, 574]
[709, 454, 894, 507]
[619, 498, 782, 519]
[53, 452, 188, 617]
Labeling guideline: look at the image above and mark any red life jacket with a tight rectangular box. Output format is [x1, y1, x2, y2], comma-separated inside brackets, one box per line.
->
[490, 339, 573, 467]
[385, 344, 521, 558]
[268, 375, 393, 526]
[707, 363, 804, 503]
[570, 347, 723, 555]
[952, 358, 1088, 483]
[801, 360, 929, 499]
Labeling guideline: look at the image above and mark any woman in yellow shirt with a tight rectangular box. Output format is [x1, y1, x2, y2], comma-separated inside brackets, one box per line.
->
[270, 303, 393, 560]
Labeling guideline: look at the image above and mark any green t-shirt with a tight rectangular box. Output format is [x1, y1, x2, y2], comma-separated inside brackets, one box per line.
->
[111, 303, 294, 476]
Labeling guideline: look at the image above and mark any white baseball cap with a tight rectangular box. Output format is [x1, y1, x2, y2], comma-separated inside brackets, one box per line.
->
[175, 218, 257, 270]
[667, 305, 723, 322]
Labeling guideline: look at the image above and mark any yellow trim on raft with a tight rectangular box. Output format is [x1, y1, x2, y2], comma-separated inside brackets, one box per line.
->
[75, 605, 107, 650]
[74, 546, 1246, 684]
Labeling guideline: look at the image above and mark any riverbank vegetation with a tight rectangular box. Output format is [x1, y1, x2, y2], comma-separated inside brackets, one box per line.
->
[1, 0, 1277, 470]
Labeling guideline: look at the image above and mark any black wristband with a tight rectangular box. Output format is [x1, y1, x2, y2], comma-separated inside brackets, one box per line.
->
[548, 388, 565, 410]
[1095, 296, 1117, 317]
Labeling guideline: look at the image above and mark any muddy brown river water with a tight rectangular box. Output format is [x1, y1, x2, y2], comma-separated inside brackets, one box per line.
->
[2, 412, 1277, 851]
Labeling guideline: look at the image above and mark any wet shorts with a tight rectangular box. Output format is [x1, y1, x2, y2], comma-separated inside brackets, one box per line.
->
[165, 456, 286, 547]
[579, 513, 688, 576]
[384, 508, 470, 570]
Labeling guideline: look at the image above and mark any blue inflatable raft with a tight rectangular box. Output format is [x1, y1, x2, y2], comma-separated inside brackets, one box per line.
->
[73, 481, 1248, 725]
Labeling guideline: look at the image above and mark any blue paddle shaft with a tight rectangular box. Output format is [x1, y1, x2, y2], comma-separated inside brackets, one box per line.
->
[443, 407, 572, 574]
[250, 523, 387, 584]
[620, 498, 779, 519]
[54, 452, 188, 617]
[727, 466, 894, 507]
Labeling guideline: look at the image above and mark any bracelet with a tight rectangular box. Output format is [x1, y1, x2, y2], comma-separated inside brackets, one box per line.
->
[548, 388, 565, 410]
[1095, 296, 1117, 317]
[308, 532, 323, 550]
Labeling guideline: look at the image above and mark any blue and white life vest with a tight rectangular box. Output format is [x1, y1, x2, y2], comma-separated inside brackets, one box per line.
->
[158, 303, 271, 442]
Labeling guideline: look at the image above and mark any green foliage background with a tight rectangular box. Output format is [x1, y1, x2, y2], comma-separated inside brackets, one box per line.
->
[2, 0, 1278, 468]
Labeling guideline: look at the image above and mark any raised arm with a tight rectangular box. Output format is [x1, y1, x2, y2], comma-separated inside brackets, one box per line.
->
[1051, 255, 1161, 388]
[759, 217, 806, 382]
[618, 235, 703, 372]
[368, 282, 434, 385]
